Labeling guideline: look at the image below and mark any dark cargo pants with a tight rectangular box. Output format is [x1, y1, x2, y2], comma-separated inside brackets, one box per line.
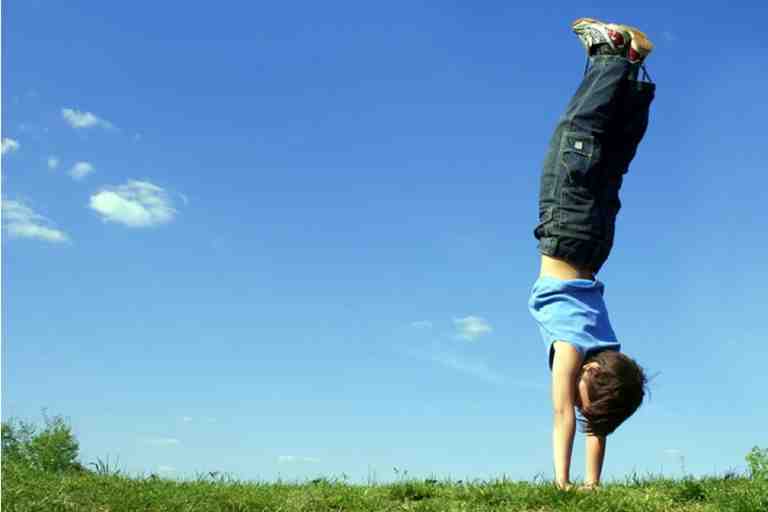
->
[534, 55, 655, 274]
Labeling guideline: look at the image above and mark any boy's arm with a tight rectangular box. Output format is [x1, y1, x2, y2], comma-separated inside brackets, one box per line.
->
[550, 341, 582, 489]
[585, 434, 606, 487]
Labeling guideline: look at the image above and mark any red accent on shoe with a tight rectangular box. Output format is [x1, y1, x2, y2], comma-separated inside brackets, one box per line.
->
[607, 29, 625, 47]
[628, 47, 641, 62]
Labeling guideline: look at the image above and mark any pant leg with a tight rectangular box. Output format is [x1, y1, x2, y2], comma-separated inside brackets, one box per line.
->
[598, 78, 656, 257]
[562, 56, 636, 138]
[535, 55, 654, 273]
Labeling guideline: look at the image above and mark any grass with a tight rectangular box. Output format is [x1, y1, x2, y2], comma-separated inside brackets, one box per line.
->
[3, 461, 767, 511]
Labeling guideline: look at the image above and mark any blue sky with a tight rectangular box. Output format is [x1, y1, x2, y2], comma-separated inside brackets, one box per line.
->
[2, 1, 767, 484]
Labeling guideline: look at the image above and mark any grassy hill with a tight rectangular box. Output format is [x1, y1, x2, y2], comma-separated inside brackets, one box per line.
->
[3, 414, 766, 510]
[3, 460, 766, 511]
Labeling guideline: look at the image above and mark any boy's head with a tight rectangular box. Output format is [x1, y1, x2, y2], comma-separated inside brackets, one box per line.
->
[574, 351, 648, 436]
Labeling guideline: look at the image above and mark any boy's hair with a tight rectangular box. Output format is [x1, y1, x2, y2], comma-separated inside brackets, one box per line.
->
[577, 350, 648, 437]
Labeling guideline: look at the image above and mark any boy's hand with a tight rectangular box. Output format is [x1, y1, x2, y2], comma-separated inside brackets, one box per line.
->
[556, 481, 599, 492]
[585, 434, 606, 486]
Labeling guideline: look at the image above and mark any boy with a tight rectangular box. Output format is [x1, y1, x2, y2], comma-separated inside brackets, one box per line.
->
[528, 18, 654, 490]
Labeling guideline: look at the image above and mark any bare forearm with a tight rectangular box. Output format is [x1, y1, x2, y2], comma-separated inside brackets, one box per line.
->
[585, 435, 606, 485]
[552, 409, 576, 486]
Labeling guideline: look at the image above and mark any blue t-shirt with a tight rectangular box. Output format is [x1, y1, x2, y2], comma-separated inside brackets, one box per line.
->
[528, 275, 620, 370]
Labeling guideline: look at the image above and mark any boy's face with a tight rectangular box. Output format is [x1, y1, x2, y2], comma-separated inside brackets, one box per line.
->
[576, 377, 591, 410]
[575, 362, 599, 411]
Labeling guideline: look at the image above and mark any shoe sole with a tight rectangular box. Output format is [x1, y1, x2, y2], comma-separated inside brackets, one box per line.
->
[572, 17, 654, 56]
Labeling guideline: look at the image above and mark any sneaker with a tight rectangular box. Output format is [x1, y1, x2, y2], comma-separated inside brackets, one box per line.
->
[622, 23, 654, 63]
[571, 17, 653, 63]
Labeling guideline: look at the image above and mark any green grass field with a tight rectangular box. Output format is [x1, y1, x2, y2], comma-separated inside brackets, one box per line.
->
[3, 417, 767, 511]
[3, 461, 766, 511]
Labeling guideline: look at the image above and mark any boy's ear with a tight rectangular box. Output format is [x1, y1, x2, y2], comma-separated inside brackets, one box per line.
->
[582, 361, 600, 375]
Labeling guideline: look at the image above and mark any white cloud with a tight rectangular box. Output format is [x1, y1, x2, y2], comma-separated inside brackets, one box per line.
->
[410, 320, 433, 329]
[1, 199, 70, 243]
[2, 138, 20, 155]
[182, 417, 193, 423]
[69, 161, 95, 180]
[277, 455, 321, 464]
[61, 108, 113, 129]
[453, 315, 492, 341]
[89, 180, 177, 227]
[157, 465, 176, 473]
[48, 157, 60, 169]
[144, 438, 181, 447]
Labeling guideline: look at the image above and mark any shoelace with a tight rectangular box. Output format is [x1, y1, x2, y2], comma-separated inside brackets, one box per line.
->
[640, 64, 653, 83]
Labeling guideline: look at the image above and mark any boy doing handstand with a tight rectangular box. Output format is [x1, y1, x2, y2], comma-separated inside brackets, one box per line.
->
[528, 18, 654, 490]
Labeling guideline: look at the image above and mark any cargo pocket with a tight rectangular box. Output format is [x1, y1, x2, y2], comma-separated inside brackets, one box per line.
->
[559, 131, 597, 183]
[533, 207, 554, 239]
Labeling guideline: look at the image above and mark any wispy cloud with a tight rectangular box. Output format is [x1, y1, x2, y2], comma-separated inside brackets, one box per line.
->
[430, 350, 505, 384]
[157, 465, 176, 473]
[394, 315, 508, 386]
[181, 416, 217, 424]
[61, 108, 114, 129]
[1, 199, 71, 243]
[1, 138, 19, 155]
[69, 161, 95, 180]
[277, 455, 321, 464]
[144, 438, 181, 447]
[662, 31, 678, 42]
[48, 156, 60, 169]
[90, 180, 177, 228]
[453, 315, 492, 341]
[398, 342, 511, 386]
